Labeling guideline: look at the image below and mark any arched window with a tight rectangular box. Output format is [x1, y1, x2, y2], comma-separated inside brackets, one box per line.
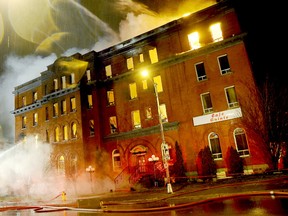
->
[112, 149, 121, 171]
[234, 128, 249, 157]
[208, 132, 222, 159]
[70, 154, 78, 176]
[63, 125, 68, 141]
[58, 155, 65, 175]
[71, 122, 77, 139]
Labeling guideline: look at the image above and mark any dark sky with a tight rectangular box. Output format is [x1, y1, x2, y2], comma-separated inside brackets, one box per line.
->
[0, 0, 285, 141]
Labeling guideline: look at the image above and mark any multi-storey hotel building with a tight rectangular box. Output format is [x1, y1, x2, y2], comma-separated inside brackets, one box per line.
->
[12, 1, 272, 188]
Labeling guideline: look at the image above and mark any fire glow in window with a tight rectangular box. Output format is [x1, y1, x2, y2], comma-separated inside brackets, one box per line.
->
[188, 32, 201, 50]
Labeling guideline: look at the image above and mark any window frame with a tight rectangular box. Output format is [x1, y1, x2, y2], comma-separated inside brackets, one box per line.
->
[208, 132, 222, 160]
[195, 62, 207, 81]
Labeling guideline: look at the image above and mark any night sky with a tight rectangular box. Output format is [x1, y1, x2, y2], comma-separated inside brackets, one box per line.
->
[0, 0, 284, 142]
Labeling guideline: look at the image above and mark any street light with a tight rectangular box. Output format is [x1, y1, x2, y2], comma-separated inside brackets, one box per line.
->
[142, 70, 173, 194]
[148, 154, 159, 187]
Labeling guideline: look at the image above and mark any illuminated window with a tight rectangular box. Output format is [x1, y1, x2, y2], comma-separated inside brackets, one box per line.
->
[89, 119, 95, 136]
[70, 73, 75, 84]
[208, 132, 222, 159]
[33, 91, 38, 102]
[61, 76, 66, 89]
[33, 112, 38, 126]
[129, 82, 137, 99]
[149, 48, 158, 64]
[225, 86, 239, 108]
[71, 122, 77, 139]
[86, 69, 91, 82]
[54, 126, 60, 142]
[53, 102, 59, 117]
[145, 107, 152, 119]
[234, 128, 249, 157]
[132, 110, 141, 129]
[153, 75, 163, 92]
[70, 97, 76, 112]
[61, 100, 67, 115]
[88, 94, 93, 109]
[210, 23, 223, 42]
[127, 57, 134, 70]
[22, 96, 26, 107]
[139, 53, 144, 63]
[45, 107, 49, 121]
[54, 78, 58, 91]
[188, 32, 201, 50]
[109, 116, 117, 133]
[105, 65, 112, 78]
[112, 149, 121, 171]
[218, 54, 231, 75]
[63, 125, 68, 141]
[195, 62, 207, 81]
[159, 104, 168, 122]
[201, 92, 213, 114]
[142, 79, 148, 90]
[22, 116, 27, 129]
[58, 155, 65, 175]
[107, 90, 115, 106]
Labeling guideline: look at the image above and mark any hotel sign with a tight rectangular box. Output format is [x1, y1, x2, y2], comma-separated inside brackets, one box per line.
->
[193, 107, 242, 126]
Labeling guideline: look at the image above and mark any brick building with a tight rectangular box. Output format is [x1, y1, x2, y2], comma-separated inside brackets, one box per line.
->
[12, 1, 272, 187]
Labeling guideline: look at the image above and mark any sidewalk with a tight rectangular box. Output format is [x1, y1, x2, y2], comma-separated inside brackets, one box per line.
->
[76, 173, 288, 209]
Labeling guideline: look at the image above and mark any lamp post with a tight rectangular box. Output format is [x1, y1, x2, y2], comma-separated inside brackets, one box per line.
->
[142, 70, 173, 194]
[148, 154, 159, 187]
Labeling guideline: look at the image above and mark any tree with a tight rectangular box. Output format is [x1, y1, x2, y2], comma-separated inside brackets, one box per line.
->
[171, 141, 186, 183]
[226, 146, 243, 175]
[196, 146, 216, 180]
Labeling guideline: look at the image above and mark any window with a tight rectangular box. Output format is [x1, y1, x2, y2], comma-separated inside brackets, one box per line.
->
[53, 78, 58, 91]
[210, 22, 223, 42]
[89, 119, 95, 136]
[54, 126, 60, 142]
[208, 132, 222, 159]
[61, 76, 66, 89]
[225, 86, 239, 108]
[57, 155, 65, 175]
[188, 32, 201, 50]
[132, 110, 141, 129]
[63, 125, 68, 141]
[107, 90, 115, 106]
[201, 92, 213, 114]
[45, 107, 49, 121]
[70, 73, 75, 84]
[53, 102, 59, 117]
[22, 116, 27, 129]
[129, 82, 137, 99]
[127, 57, 134, 70]
[139, 53, 144, 63]
[88, 94, 93, 109]
[22, 96, 26, 107]
[153, 75, 163, 92]
[46, 129, 49, 142]
[112, 149, 121, 171]
[61, 100, 67, 115]
[218, 54, 231, 75]
[70, 155, 78, 175]
[86, 69, 91, 82]
[70, 97, 76, 112]
[145, 107, 152, 119]
[110, 116, 117, 133]
[71, 122, 77, 139]
[33, 91, 38, 102]
[149, 48, 158, 64]
[33, 112, 38, 126]
[159, 104, 168, 122]
[105, 65, 112, 78]
[195, 62, 207, 81]
[142, 79, 148, 90]
[234, 128, 249, 156]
